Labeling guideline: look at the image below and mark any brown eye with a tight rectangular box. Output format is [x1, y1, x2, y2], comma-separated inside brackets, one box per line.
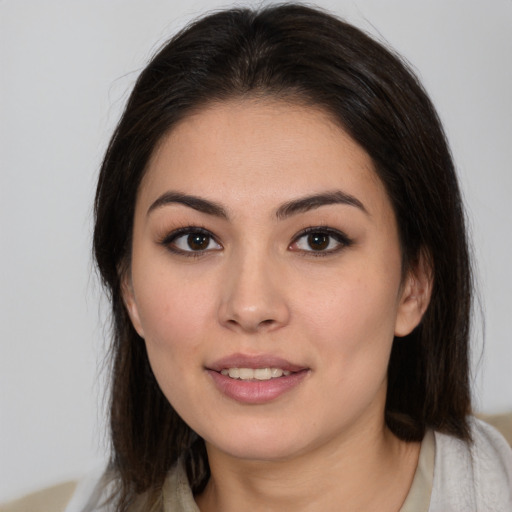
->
[164, 228, 222, 254]
[290, 227, 352, 255]
[307, 233, 329, 251]
[187, 233, 210, 250]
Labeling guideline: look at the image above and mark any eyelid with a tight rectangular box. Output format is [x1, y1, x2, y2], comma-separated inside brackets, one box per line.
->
[289, 226, 353, 255]
[160, 226, 222, 256]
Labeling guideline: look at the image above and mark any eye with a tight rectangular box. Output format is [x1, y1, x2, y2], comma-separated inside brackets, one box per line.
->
[289, 227, 352, 255]
[162, 227, 222, 255]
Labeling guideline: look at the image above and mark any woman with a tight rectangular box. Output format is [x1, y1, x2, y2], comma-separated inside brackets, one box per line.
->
[82, 4, 511, 511]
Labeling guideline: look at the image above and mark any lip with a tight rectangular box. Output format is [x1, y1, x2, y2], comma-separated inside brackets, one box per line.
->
[206, 353, 309, 404]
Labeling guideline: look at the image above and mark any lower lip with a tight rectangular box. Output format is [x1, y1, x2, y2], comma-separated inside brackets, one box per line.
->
[207, 369, 309, 404]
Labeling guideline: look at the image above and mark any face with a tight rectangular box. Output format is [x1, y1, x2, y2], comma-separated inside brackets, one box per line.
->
[123, 99, 429, 461]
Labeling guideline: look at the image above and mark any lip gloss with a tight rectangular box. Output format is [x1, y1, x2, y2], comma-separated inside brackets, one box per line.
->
[207, 366, 309, 404]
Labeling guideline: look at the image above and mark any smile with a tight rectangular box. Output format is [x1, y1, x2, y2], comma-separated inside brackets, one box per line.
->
[207, 354, 309, 404]
[220, 368, 292, 380]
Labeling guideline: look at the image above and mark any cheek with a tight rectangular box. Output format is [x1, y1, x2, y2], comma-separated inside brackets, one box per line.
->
[132, 249, 218, 345]
[297, 261, 401, 375]
[129, 261, 220, 404]
[137, 284, 214, 356]
[296, 276, 399, 426]
[134, 278, 213, 413]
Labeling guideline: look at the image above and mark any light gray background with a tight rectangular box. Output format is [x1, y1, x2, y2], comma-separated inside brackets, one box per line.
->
[1, 0, 511, 502]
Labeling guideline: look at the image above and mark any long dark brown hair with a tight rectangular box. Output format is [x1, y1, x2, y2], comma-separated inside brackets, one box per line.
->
[93, 4, 473, 510]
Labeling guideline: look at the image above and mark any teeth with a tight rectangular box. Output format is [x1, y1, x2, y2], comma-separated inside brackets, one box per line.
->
[239, 368, 254, 380]
[254, 368, 271, 380]
[227, 368, 240, 379]
[220, 367, 292, 380]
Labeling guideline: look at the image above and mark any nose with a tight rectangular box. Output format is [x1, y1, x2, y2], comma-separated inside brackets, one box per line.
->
[218, 250, 291, 333]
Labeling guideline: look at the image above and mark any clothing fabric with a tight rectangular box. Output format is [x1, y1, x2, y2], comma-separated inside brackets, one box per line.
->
[428, 418, 512, 511]
[400, 429, 435, 512]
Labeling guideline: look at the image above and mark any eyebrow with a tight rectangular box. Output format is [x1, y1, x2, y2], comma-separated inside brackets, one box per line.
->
[147, 190, 367, 219]
[275, 190, 368, 219]
[147, 192, 228, 218]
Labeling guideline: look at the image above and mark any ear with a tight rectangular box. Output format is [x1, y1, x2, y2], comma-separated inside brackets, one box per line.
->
[121, 272, 145, 338]
[394, 251, 433, 337]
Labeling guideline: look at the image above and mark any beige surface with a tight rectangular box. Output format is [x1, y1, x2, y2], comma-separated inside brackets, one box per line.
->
[477, 412, 512, 446]
[0, 481, 77, 512]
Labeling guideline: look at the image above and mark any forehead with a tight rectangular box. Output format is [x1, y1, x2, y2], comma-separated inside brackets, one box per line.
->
[138, 99, 387, 216]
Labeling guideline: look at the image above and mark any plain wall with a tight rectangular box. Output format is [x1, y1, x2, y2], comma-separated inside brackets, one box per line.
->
[1, 0, 511, 502]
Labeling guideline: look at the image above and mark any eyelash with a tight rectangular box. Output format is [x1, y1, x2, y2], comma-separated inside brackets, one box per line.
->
[159, 225, 353, 257]
[289, 226, 353, 257]
[160, 226, 222, 257]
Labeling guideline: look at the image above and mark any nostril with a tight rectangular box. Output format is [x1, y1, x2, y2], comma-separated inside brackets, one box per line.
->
[218, 284, 291, 332]
[224, 316, 278, 333]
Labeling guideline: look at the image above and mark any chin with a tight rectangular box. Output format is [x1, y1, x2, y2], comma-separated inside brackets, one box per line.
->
[201, 421, 314, 462]
[217, 439, 303, 461]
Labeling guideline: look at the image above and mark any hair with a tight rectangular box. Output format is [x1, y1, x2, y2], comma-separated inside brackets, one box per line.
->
[93, 3, 472, 510]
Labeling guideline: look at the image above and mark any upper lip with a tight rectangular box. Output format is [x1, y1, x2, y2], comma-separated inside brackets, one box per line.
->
[207, 353, 307, 373]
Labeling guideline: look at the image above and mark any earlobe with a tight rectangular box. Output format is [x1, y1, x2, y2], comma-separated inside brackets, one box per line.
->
[394, 253, 433, 337]
[121, 273, 145, 338]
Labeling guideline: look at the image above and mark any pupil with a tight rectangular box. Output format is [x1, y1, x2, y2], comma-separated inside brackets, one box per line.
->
[188, 233, 209, 250]
[308, 233, 329, 250]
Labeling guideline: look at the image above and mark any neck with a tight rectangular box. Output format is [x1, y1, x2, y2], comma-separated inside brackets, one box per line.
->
[195, 419, 420, 512]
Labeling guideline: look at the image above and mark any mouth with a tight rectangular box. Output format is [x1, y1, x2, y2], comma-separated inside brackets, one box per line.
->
[208, 353, 306, 376]
[207, 354, 309, 404]
[220, 367, 292, 380]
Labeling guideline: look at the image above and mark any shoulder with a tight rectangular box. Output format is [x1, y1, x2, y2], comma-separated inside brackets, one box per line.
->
[429, 416, 512, 512]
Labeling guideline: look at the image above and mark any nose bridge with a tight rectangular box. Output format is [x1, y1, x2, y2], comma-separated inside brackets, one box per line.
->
[218, 242, 289, 332]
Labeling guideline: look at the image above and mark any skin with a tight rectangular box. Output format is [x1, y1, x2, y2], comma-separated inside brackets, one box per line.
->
[123, 99, 432, 511]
